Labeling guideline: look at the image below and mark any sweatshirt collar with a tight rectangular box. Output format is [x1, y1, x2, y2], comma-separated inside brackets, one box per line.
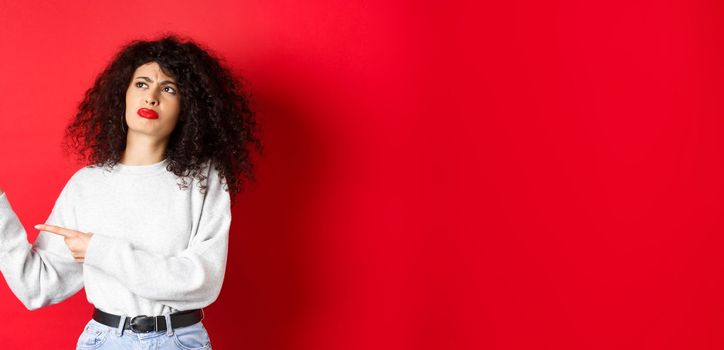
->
[113, 158, 170, 176]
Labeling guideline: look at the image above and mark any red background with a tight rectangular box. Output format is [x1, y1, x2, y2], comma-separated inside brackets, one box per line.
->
[1, 0, 722, 349]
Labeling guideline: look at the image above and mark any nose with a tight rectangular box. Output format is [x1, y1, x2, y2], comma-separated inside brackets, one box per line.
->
[145, 91, 159, 106]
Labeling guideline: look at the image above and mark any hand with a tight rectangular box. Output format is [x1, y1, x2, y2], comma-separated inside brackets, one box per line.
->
[34, 224, 93, 263]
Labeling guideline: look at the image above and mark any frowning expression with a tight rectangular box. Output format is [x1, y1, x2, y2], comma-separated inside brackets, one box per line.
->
[124, 61, 181, 139]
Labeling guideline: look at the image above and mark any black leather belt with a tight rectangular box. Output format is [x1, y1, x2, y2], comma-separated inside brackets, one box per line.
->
[92, 307, 204, 333]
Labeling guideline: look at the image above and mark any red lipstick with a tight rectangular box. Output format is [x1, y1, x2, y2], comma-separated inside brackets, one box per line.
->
[137, 108, 159, 119]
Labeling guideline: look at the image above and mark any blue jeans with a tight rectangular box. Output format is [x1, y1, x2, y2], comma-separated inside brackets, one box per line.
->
[75, 314, 212, 350]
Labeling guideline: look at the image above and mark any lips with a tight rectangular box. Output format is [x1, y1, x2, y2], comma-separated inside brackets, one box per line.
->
[137, 108, 159, 119]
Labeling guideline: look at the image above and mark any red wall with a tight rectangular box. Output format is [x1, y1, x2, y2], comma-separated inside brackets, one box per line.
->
[1, 1, 722, 349]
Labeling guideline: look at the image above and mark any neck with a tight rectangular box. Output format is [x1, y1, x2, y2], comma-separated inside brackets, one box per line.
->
[120, 132, 168, 165]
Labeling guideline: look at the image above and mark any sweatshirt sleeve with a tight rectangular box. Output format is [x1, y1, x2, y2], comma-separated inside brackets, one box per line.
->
[83, 165, 231, 311]
[0, 180, 84, 311]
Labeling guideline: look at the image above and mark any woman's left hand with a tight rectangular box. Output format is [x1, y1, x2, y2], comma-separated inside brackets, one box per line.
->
[34, 224, 93, 263]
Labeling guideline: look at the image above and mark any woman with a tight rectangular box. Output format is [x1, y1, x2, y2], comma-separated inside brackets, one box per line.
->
[0, 34, 262, 349]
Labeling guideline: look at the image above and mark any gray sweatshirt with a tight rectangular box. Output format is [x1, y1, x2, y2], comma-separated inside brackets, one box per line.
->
[0, 158, 231, 317]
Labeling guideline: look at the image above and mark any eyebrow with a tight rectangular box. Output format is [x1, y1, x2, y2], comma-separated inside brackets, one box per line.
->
[134, 76, 178, 86]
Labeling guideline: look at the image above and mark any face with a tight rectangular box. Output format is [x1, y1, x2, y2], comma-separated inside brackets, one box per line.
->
[124, 61, 181, 140]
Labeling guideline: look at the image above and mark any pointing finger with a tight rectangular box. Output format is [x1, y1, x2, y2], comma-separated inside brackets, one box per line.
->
[34, 224, 72, 237]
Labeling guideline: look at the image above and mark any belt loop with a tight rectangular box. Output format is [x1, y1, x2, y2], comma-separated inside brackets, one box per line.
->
[164, 312, 174, 336]
[116, 315, 127, 337]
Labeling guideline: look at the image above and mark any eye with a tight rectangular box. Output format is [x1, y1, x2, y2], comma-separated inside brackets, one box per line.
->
[163, 86, 178, 95]
[135, 82, 147, 88]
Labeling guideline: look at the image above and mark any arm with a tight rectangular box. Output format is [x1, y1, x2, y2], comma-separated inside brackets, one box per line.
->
[0, 183, 84, 310]
[83, 166, 231, 311]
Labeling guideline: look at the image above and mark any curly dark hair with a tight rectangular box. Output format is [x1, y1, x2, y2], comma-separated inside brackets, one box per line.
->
[61, 34, 263, 207]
